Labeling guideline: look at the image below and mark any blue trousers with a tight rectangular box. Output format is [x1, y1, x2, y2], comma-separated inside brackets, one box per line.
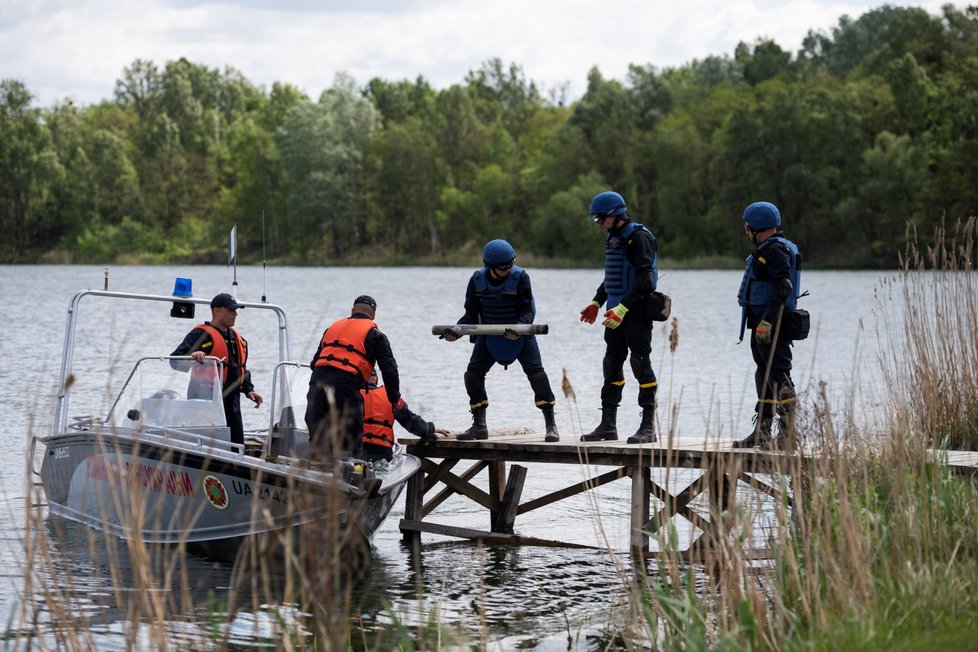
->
[464, 335, 555, 409]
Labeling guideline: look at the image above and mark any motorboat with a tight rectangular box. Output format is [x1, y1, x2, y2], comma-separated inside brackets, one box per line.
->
[30, 284, 421, 556]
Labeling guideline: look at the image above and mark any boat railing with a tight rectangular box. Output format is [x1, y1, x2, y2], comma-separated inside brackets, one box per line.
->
[103, 355, 235, 445]
[56, 289, 292, 434]
[265, 360, 312, 459]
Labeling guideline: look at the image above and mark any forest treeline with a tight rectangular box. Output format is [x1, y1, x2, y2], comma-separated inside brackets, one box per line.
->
[2, 4, 977, 267]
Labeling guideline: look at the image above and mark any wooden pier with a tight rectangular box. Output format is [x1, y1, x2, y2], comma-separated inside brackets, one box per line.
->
[399, 433, 978, 557]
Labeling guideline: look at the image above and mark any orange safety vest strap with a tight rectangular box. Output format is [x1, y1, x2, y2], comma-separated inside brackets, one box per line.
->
[313, 318, 376, 381]
[190, 324, 248, 385]
[361, 386, 395, 448]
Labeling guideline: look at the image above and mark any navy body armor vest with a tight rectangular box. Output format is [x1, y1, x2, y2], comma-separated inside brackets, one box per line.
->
[737, 235, 801, 341]
[605, 222, 658, 309]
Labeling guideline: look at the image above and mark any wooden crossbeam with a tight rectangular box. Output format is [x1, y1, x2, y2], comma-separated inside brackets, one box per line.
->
[646, 470, 713, 534]
[419, 457, 499, 511]
[423, 458, 461, 493]
[399, 518, 599, 549]
[422, 460, 489, 517]
[516, 467, 629, 515]
[738, 471, 791, 506]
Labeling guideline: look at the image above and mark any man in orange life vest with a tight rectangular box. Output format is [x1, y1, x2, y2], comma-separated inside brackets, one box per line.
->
[171, 293, 263, 446]
[361, 370, 449, 463]
[305, 295, 413, 460]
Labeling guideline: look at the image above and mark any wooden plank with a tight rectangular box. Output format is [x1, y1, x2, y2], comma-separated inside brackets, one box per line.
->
[398, 519, 598, 549]
[516, 467, 629, 515]
[494, 464, 527, 533]
[422, 460, 489, 518]
[419, 457, 499, 511]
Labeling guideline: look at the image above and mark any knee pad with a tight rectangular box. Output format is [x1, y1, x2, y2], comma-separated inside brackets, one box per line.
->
[464, 370, 485, 396]
[629, 354, 653, 380]
[527, 369, 553, 397]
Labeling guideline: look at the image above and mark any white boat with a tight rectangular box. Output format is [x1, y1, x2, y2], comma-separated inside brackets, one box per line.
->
[31, 287, 420, 556]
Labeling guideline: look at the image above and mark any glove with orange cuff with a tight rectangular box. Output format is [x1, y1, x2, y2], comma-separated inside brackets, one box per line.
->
[602, 304, 629, 329]
[754, 320, 773, 343]
[580, 301, 600, 324]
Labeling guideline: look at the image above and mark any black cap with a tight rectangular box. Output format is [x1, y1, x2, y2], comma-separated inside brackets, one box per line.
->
[210, 292, 242, 310]
[353, 295, 377, 310]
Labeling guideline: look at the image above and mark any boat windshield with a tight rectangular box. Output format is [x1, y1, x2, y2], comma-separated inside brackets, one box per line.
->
[105, 357, 229, 436]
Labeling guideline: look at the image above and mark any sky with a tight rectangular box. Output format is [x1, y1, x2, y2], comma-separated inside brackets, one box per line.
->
[0, 0, 957, 108]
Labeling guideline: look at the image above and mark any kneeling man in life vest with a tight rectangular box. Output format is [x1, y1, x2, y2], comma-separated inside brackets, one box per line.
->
[361, 370, 449, 465]
[305, 295, 403, 461]
[441, 239, 558, 442]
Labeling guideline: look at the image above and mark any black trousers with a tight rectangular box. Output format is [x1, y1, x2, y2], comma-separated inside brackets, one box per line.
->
[750, 329, 795, 421]
[600, 313, 657, 409]
[222, 392, 244, 446]
[305, 368, 364, 460]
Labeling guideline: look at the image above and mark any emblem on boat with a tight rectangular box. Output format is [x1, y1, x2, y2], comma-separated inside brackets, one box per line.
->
[202, 475, 229, 510]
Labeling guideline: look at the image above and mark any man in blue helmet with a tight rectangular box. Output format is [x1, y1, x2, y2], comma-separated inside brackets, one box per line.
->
[441, 239, 558, 442]
[579, 191, 659, 444]
[734, 201, 802, 449]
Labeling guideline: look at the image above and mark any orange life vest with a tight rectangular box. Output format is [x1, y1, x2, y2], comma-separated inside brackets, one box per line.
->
[313, 318, 376, 381]
[190, 324, 248, 386]
[361, 385, 395, 449]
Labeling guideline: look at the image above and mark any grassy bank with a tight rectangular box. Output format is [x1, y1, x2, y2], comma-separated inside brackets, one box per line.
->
[627, 218, 978, 651]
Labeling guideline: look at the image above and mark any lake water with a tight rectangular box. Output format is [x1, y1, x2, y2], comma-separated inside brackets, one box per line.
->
[0, 264, 901, 648]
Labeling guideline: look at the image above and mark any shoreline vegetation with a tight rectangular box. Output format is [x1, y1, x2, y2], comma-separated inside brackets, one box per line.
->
[12, 220, 978, 649]
[3, 5, 978, 269]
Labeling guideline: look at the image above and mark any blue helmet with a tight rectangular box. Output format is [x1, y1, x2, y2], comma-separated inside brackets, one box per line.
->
[483, 239, 516, 266]
[589, 191, 628, 219]
[743, 201, 781, 230]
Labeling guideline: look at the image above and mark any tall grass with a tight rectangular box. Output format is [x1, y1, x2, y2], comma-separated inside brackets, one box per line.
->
[621, 218, 978, 650]
[14, 220, 978, 650]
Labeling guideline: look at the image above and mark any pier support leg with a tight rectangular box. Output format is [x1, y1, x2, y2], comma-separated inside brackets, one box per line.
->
[401, 468, 424, 546]
[705, 457, 737, 551]
[488, 461, 506, 528]
[493, 464, 527, 534]
[630, 465, 651, 555]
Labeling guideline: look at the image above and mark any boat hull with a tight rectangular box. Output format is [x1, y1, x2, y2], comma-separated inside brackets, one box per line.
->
[39, 428, 417, 554]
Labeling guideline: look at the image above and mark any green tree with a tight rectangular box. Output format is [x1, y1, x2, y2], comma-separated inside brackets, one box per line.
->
[276, 73, 381, 260]
[369, 116, 447, 254]
[0, 80, 62, 257]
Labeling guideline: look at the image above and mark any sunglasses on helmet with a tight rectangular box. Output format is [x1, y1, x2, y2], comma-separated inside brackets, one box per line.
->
[591, 205, 625, 223]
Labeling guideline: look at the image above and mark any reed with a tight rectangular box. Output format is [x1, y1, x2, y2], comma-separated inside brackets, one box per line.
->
[13, 220, 978, 649]
[611, 218, 978, 650]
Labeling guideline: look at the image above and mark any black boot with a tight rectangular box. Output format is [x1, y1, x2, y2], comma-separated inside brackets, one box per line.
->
[581, 407, 618, 442]
[457, 407, 488, 440]
[543, 406, 559, 442]
[627, 408, 657, 444]
[767, 410, 795, 451]
[732, 415, 774, 448]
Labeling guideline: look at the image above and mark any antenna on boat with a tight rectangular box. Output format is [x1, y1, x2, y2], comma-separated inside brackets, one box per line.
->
[228, 223, 238, 296]
[261, 210, 267, 303]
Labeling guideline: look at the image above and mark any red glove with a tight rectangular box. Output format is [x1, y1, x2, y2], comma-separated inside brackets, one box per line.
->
[580, 301, 600, 324]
